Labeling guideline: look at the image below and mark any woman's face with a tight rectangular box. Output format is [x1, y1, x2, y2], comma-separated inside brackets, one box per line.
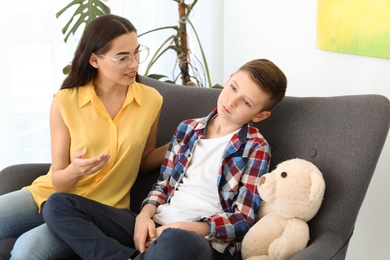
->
[94, 31, 141, 86]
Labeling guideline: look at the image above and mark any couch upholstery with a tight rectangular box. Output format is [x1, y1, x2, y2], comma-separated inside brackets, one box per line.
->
[1, 75, 389, 260]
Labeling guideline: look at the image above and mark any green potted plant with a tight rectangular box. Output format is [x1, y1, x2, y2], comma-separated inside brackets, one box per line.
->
[56, 0, 221, 88]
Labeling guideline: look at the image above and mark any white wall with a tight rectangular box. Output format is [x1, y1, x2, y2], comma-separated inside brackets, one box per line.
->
[221, 1, 389, 259]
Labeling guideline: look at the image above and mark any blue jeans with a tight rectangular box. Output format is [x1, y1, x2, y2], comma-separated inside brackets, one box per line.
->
[43, 193, 224, 260]
[0, 190, 75, 259]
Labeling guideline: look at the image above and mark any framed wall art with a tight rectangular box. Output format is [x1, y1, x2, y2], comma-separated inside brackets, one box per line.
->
[317, 0, 390, 59]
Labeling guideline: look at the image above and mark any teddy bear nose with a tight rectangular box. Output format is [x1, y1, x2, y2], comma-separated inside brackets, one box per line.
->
[259, 176, 266, 185]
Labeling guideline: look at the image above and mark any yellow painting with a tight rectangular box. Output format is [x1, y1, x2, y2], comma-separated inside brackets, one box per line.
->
[317, 0, 390, 59]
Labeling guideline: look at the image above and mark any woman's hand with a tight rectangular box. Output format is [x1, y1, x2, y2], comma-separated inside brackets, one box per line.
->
[70, 148, 110, 177]
[51, 148, 110, 192]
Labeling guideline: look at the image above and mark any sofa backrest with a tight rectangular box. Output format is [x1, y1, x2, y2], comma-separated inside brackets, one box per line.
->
[138, 76, 390, 259]
[140, 76, 221, 146]
[255, 95, 390, 245]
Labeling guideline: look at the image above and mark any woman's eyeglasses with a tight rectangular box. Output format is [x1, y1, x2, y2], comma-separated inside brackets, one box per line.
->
[100, 45, 150, 69]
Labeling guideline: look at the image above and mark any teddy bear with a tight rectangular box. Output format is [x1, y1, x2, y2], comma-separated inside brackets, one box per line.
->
[241, 158, 326, 260]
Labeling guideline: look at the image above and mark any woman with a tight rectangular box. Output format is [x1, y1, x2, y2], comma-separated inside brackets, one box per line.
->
[0, 14, 168, 259]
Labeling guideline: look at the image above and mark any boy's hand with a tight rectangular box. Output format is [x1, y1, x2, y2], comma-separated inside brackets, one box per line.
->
[134, 214, 157, 253]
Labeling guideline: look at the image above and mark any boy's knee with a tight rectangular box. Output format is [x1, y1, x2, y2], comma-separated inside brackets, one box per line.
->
[145, 228, 211, 259]
[160, 228, 192, 241]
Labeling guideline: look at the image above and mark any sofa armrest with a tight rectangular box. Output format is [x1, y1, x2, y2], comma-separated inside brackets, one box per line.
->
[0, 164, 51, 195]
[291, 232, 349, 260]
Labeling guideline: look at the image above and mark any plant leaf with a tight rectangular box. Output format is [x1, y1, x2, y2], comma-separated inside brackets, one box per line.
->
[146, 74, 169, 80]
[211, 84, 223, 89]
[138, 26, 178, 38]
[56, 0, 111, 43]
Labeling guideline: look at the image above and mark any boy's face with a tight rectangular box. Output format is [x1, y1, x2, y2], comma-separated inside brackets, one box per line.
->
[217, 70, 271, 125]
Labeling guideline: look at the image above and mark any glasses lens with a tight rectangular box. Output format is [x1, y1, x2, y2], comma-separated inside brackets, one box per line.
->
[114, 46, 150, 69]
[137, 46, 150, 64]
[117, 56, 131, 70]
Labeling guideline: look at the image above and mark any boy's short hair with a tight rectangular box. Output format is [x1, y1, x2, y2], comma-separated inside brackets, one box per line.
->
[238, 59, 287, 110]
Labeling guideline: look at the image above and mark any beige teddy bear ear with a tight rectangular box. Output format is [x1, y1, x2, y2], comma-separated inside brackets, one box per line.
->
[309, 171, 326, 202]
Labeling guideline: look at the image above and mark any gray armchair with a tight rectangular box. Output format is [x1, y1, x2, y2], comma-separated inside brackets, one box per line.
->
[1, 76, 389, 259]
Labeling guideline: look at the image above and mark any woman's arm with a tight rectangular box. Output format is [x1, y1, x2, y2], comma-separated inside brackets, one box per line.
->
[139, 110, 169, 173]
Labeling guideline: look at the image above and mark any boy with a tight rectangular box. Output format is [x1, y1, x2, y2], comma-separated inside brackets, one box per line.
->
[42, 59, 287, 260]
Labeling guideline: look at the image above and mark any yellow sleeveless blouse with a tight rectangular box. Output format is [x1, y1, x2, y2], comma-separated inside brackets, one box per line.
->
[24, 81, 163, 211]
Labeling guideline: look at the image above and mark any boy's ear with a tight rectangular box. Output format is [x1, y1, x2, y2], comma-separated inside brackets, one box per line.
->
[252, 111, 271, 123]
[89, 53, 99, 68]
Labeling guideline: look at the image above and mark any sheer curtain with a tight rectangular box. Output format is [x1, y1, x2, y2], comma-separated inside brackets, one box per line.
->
[0, 0, 222, 170]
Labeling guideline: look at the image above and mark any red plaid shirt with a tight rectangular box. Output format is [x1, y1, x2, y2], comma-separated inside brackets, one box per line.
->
[142, 108, 270, 259]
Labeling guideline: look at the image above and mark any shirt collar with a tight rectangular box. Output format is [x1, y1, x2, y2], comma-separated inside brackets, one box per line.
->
[78, 81, 142, 108]
[194, 108, 254, 142]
